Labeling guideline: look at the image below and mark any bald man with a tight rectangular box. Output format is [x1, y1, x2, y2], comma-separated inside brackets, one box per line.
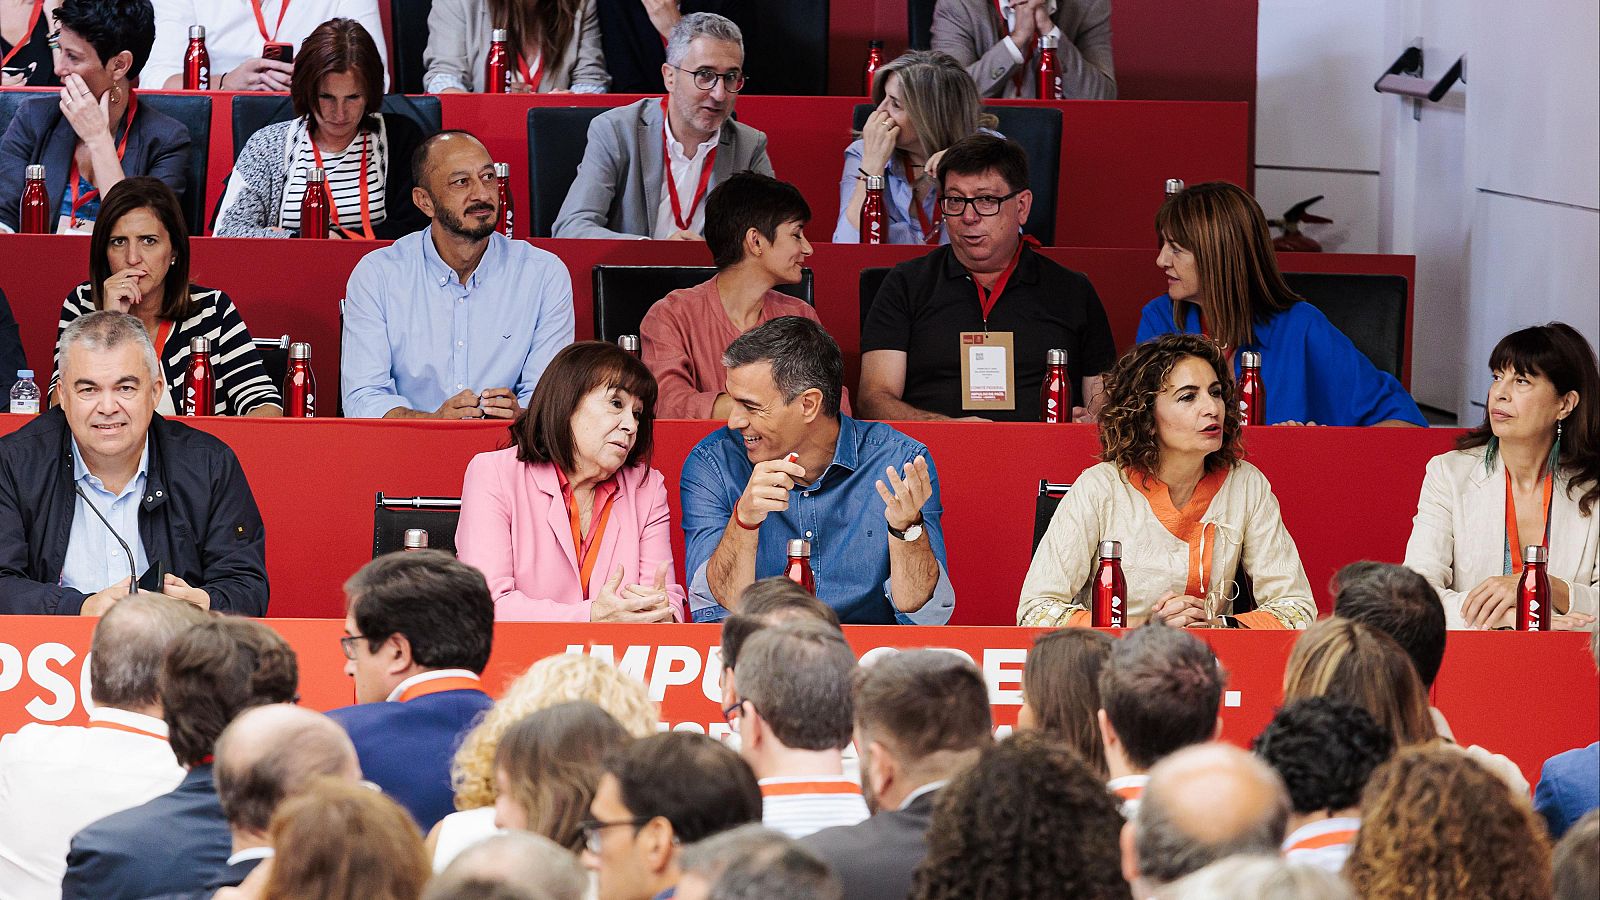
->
[1120, 743, 1290, 899]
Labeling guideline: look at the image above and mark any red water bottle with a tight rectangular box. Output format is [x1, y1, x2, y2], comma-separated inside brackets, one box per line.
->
[185, 337, 214, 416]
[864, 40, 884, 95]
[485, 29, 511, 94]
[1092, 540, 1127, 627]
[20, 165, 49, 234]
[299, 167, 329, 239]
[1516, 545, 1552, 631]
[404, 529, 429, 551]
[860, 175, 887, 244]
[1165, 178, 1185, 198]
[617, 335, 641, 358]
[284, 341, 316, 417]
[784, 539, 815, 593]
[493, 162, 513, 238]
[183, 25, 210, 90]
[1036, 34, 1062, 99]
[1041, 348, 1070, 423]
[1238, 351, 1265, 425]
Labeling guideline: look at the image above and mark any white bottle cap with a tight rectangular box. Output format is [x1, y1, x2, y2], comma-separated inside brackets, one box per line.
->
[493, 162, 510, 177]
[1240, 350, 1262, 368]
[492, 28, 509, 41]
[1524, 545, 1548, 564]
[189, 337, 212, 353]
[1165, 178, 1186, 196]
[787, 539, 811, 557]
[307, 167, 326, 183]
[1098, 540, 1122, 559]
[289, 342, 311, 360]
[189, 25, 205, 39]
[17, 369, 34, 378]
[1047, 349, 1067, 365]
[25, 164, 44, 180]
[617, 335, 641, 352]
[404, 529, 429, 549]
[864, 175, 885, 191]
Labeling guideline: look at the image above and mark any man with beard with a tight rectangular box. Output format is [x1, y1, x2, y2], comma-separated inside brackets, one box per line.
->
[341, 131, 574, 418]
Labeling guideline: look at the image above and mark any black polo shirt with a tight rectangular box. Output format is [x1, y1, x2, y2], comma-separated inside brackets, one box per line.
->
[862, 244, 1117, 421]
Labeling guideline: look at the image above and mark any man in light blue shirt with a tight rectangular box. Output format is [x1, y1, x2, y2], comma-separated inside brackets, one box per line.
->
[341, 131, 574, 419]
[61, 439, 150, 594]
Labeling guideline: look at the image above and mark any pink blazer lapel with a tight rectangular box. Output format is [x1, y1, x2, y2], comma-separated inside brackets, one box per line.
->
[529, 464, 581, 575]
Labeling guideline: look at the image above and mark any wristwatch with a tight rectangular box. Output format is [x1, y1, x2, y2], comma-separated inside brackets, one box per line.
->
[888, 517, 924, 542]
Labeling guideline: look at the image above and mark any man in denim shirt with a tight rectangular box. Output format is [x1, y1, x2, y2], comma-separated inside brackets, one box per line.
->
[680, 317, 955, 624]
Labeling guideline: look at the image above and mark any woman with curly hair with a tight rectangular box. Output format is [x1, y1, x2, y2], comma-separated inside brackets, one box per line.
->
[909, 731, 1128, 900]
[1017, 332, 1315, 629]
[1344, 743, 1553, 900]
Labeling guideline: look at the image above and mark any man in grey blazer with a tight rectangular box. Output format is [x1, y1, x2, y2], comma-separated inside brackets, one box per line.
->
[931, 0, 1117, 99]
[553, 12, 774, 240]
[802, 650, 994, 900]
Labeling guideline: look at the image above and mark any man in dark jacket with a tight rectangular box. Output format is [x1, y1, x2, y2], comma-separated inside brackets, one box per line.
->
[0, 310, 268, 615]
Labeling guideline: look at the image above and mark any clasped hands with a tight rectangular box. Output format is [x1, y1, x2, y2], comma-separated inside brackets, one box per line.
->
[434, 388, 521, 420]
[590, 560, 677, 623]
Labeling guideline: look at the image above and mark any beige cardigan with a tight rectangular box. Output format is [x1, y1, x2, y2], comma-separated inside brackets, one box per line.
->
[1018, 461, 1315, 628]
[1404, 447, 1599, 628]
[423, 0, 609, 94]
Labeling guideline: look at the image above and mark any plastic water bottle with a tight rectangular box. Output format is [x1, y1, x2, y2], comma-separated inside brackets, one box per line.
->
[8, 370, 39, 414]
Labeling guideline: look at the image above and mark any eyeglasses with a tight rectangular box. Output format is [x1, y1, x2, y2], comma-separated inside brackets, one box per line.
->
[938, 190, 1023, 218]
[670, 65, 747, 93]
[579, 816, 653, 854]
[338, 634, 366, 660]
[721, 699, 747, 734]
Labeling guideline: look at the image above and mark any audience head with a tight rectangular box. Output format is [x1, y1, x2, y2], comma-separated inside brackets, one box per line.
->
[662, 13, 745, 137]
[1126, 743, 1291, 893]
[1345, 743, 1552, 900]
[732, 621, 857, 771]
[1099, 333, 1243, 476]
[721, 317, 845, 454]
[678, 824, 841, 900]
[161, 617, 299, 767]
[51, 0, 156, 90]
[1331, 560, 1447, 687]
[215, 704, 361, 839]
[853, 649, 992, 813]
[1098, 623, 1225, 774]
[1251, 697, 1393, 823]
[1281, 617, 1437, 746]
[1554, 810, 1600, 900]
[704, 172, 813, 274]
[410, 130, 498, 240]
[936, 134, 1033, 272]
[88, 177, 194, 319]
[88, 590, 206, 710]
[718, 579, 839, 709]
[56, 311, 163, 469]
[911, 731, 1128, 899]
[869, 50, 991, 161]
[423, 831, 589, 900]
[587, 732, 762, 900]
[1019, 628, 1115, 778]
[261, 776, 431, 900]
[514, 341, 658, 478]
[342, 549, 494, 704]
[291, 18, 385, 141]
[493, 701, 634, 852]
[1154, 181, 1302, 352]
[453, 652, 657, 809]
[1152, 855, 1354, 900]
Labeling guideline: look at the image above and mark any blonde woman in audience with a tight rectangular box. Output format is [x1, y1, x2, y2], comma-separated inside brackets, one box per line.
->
[1015, 628, 1114, 778]
[1018, 333, 1316, 629]
[426, 653, 657, 870]
[1405, 322, 1599, 630]
[492, 701, 633, 851]
[423, 0, 608, 93]
[1280, 618, 1437, 747]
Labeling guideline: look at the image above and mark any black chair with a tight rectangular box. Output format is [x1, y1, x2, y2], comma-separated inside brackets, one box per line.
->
[726, 0, 830, 95]
[252, 334, 290, 390]
[850, 103, 1060, 244]
[1283, 272, 1409, 380]
[388, 0, 436, 94]
[526, 106, 609, 238]
[1033, 480, 1070, 554]
[230, 94, 443, 158]
[858, 266, 892, 332]
[373, 493, 462, 557]
[0, 89, 48, 143]
[907, 0, 938, 50]
[592, 265, 814, 343]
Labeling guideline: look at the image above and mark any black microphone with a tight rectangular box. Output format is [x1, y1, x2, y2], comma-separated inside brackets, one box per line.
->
[73, 483, 138, 596]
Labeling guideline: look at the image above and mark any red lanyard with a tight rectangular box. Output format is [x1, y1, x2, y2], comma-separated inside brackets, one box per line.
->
[913, 194, 942, 245]
[310, 132, 376, 240]
[516, 51, 544, 92]
[0, 0, 43, 68]
[250, 0, 291, 44]
[661, 101, 717, 232]
[561, 475, 618, 599]
[69, 92, 137, 227]
[970, 238, 1026, 322]
[992, 0, 1034, 93]
[89, 719, 168, 740]
[1505, 465, 1555, 572]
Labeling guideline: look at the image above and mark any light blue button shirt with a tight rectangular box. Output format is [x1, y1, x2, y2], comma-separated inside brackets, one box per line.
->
[60, 438, 150, 593]
[340, 229, 576, 418]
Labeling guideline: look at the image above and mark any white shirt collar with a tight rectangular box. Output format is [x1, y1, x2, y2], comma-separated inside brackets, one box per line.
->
[385, 669, 482, 703]
[661, 105, 720, 162]
[88, 705, 170, 737]
[228, 846, 276, 867]
[71, 436, 150, 497]
[898, 780, 948, 810]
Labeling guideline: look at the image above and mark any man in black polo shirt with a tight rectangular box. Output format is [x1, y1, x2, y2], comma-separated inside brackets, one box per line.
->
[858, 134, 1116, 422]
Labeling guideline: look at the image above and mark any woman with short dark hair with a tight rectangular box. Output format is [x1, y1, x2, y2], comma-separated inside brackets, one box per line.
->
[455, 341, 685, 622]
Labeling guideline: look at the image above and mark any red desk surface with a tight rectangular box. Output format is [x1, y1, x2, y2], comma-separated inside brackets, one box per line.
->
[0, 621, 1591, 790]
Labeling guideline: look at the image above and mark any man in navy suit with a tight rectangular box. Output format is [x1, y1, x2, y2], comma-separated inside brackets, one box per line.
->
[61, 618, 300, 900]
[327, 550, 495, 829]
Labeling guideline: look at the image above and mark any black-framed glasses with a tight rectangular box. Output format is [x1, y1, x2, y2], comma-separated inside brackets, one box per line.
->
[579, 816, 653, 854]
[670, 65, 747, 93]
[338, 634, 366, 660]
[938, 189, 1023, 218]
[721, 698, 747, 733]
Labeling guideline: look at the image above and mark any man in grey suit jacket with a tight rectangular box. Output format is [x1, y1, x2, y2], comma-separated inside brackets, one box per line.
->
[931, 0, 1116, 99]
[553, 12, 774, 240]
[802, 651, 994, 900]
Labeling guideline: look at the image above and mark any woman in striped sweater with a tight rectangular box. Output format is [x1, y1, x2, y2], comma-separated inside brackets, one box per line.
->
[52, 176, 282, 416]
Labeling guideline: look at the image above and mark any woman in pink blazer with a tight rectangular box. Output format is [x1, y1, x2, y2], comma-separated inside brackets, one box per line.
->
[456, 342, 687, 622]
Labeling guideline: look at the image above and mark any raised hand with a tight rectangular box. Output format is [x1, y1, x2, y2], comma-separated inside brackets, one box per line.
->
[876, 455, 931, 532]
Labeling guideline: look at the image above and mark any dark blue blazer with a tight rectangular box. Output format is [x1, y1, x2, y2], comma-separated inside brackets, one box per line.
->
[328, 687, 494, 829]
[143, 854, 268, 900]
[802, 789, 939, 900]
[60, 764, 231, 900]
[0, 94, 191, 232]
[1534, 742, 1599, 838]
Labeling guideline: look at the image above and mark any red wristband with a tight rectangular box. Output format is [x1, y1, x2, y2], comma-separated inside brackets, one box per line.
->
[733, 509, 761, 531]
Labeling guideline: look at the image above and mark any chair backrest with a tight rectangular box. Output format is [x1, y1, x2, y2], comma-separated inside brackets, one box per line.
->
[131, 93, 213, 235]
[373, 493, 462, 557]
[907, 0, 937, 50]
[0, 90, 43, 141]
[1282, 272, 1409, 380]
[230, 94, 443, 158]
[388, 0, 435, 94]
[1034, 480, 1070, 555]
[526, 106, 609, 238]
[850, 103, 1061, 244]
[730, 1, 830, 95]
[858, 266, 892, 332]
[252, 335, 290, 391]
[592, 265, 814, 343]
